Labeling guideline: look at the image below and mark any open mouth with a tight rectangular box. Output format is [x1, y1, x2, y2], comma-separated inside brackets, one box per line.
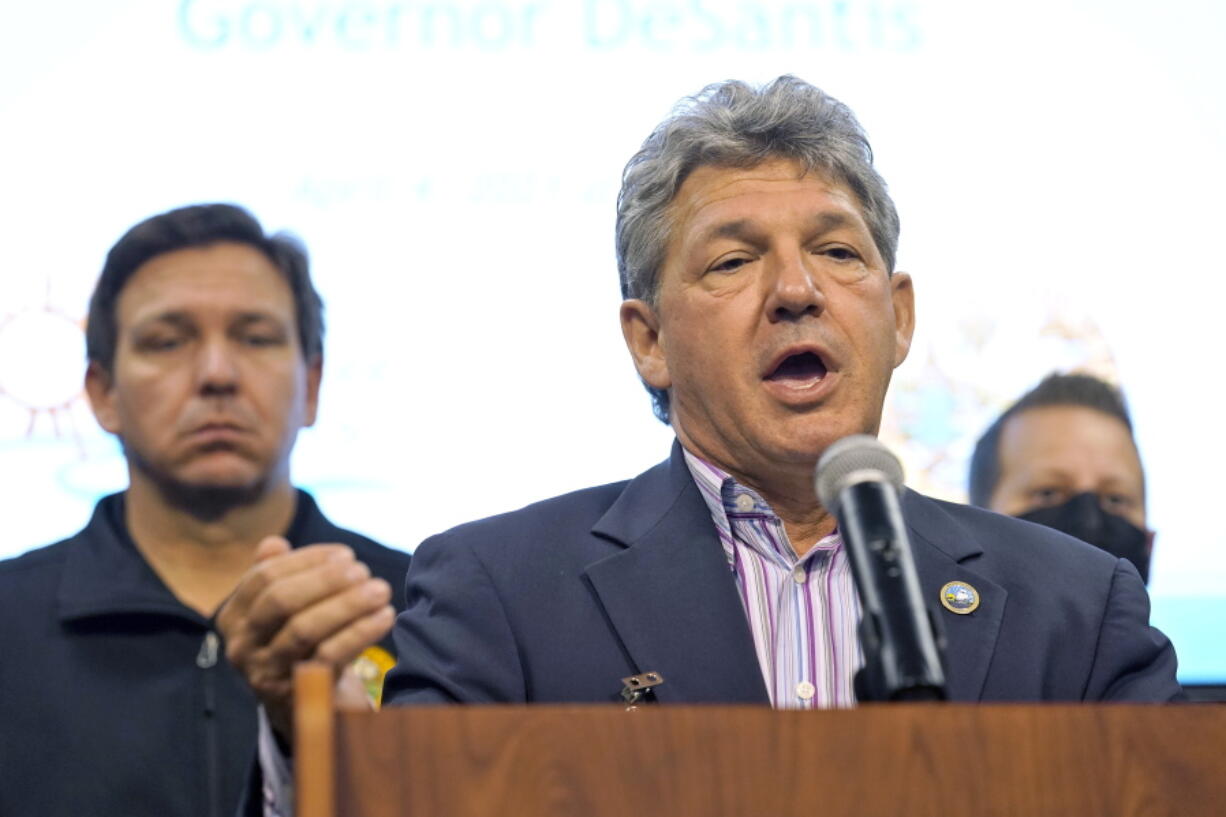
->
[765, 351, 828, 383]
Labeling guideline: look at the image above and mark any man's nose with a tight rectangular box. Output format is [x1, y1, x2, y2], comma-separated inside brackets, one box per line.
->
[196, 338, 240, 396]
[766, 252, 825, 322]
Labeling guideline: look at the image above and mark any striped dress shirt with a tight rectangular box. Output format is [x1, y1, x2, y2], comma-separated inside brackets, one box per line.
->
[683, 449, 863, 709]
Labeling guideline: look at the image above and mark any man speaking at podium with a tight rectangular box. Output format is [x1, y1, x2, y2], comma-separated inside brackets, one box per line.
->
[221, 76, 1179, 747]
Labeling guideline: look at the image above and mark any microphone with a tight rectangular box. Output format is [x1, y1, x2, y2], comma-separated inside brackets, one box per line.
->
[815, 435, 946, 702]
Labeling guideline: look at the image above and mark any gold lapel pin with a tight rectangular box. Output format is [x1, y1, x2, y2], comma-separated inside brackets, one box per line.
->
[940, 581, 980, 614]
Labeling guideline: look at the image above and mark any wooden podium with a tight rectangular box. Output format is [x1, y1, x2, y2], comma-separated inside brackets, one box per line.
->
[294, 664, 1226, 817]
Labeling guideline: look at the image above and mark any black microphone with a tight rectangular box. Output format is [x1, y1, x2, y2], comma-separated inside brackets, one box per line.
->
[815, 435, 946, 702]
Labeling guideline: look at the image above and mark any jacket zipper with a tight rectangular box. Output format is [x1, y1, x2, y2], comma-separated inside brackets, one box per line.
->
[197, 631, 220, 817]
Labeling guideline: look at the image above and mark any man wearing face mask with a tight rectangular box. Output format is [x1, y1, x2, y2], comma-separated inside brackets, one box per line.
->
[969, 373, 1153, 582]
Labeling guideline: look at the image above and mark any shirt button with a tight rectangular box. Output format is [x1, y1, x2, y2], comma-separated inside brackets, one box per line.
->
[734, 494, 755, 512]
[792, 566, 807, 584]
[796, 681, 816, 701]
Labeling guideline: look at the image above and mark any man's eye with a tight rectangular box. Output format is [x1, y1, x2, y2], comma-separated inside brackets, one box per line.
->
[242, 333, 285, 347]
[1101, 493, 1134, 511]
[1030, 487, 1066, 506]
[137, 335, 184, 352]
[820, 246, 859, 261]
[709, 256, 751, 273]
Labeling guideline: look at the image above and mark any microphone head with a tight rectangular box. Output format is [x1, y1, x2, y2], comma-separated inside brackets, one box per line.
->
[815, 434, 905, 513]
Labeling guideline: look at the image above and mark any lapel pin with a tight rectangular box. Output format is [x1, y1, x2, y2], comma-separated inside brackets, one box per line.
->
[621, 671, 665, 709]
[940, 581, 980, 614]
[352, 645, 397, 707]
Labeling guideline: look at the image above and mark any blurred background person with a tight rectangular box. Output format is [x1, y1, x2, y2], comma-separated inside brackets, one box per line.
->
[969, 372, 1153, 582]
[0, 204, 409, 817]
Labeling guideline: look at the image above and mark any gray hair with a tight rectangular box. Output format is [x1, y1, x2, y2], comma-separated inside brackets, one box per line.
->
[615, 75, 900, 424]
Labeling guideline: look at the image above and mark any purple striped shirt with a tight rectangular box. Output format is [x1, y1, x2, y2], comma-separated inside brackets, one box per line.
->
[683, 449, 862, 709]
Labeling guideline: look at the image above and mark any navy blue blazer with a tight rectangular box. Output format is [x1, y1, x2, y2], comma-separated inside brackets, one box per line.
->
[383, 442, 1180, 705]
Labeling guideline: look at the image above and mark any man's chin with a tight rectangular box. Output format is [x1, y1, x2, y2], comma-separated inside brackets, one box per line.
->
[154, 479, 269, 522]
[763, 424, 881, 474]
[769, 417, 857, 454]
[124, 442, 276, 520]
[145, 466, 270, 521]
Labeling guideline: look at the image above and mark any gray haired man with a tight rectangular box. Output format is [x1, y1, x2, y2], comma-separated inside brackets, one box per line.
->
[221, 77, 1179, 756]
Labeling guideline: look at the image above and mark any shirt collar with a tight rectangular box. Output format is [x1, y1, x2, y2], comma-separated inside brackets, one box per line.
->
[56, 490, 322, 623]
[682, 448, 777, 535]
[56, 493, 199, 623]
[681, 446, 843, 560]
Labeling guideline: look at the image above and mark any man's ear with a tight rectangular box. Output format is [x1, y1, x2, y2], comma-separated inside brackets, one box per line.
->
[619, 299, 671, 390]
[84, 361, 121, 435]
[889, 272, 916, 368]
[303, 354, 323, 427]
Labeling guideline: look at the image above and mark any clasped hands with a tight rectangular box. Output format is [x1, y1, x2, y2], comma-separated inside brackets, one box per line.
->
[217, 537, 397, 740]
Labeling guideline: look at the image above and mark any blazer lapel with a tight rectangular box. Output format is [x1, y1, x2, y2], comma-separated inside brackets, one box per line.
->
[584, 442, 768, 704]
[903, 490, 1006, 701]
[581, 453, 1004, 704]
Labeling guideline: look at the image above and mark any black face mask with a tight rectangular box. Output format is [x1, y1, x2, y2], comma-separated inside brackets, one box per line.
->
[1017, 492, 1151, 583]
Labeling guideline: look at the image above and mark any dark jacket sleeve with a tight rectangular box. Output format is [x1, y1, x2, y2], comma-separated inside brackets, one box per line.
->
[1084, 558, 1183, 701]
[381, 531, 526, 704]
